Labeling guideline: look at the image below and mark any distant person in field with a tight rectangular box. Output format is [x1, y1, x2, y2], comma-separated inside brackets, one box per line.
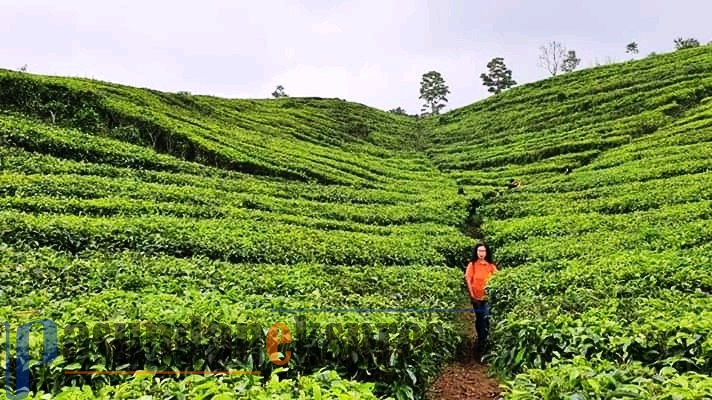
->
[506, 179, 522, 189]
[464, 243, 498, 355]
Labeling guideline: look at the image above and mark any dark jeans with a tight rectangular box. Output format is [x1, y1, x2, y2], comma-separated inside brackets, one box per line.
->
[471, 300, 490, 350]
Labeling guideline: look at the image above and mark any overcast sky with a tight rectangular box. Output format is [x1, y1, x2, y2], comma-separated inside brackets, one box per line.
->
[2, 1, 710, 113]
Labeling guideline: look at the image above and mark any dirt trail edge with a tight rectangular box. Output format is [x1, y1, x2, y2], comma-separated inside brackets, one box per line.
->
[425, 307, 503, 400]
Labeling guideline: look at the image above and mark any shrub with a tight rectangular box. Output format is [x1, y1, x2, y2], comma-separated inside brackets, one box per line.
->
[71, 105, 103, 133]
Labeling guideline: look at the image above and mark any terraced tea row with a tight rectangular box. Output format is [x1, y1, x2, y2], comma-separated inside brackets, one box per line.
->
[490, 244, 712, 399]
[3, 44, 712, 400]
[0, 146, 427, 205]
[0, 245, 464, 397]
[0, 72, 425, 186]
[0, 111, 436, 190]
[0, 67, 476, 399]
[427, 45, 712, 398]
[0, 207, 473, 267]
[427, 49, 712, 175]
[0, 370, 391, 399]
[481, 171, 712, 219]
[0, 172, 465, 227]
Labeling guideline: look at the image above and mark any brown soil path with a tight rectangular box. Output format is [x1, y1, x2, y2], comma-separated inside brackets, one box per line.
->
[425, 306, 504, 400]
[426, 360, 502, 400]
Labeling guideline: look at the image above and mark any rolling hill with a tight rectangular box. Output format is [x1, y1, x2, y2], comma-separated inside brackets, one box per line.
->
[1, 43, 711, 399]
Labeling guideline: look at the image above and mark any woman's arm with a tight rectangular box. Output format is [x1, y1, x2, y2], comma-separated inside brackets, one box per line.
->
[464, 263, 475, 298]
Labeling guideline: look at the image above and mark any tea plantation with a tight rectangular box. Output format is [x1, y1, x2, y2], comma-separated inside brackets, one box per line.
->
[1, 44, 712, 399]
[427, 45, 712, 399]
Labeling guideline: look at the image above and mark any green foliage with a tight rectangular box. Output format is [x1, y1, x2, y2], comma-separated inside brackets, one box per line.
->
[0, 66, 473, 399]
[2, 44, 712, 400]
[388, 107, 407, 115]
[272, 85, 288, 98]
[626, 41, 639, 55]
[430, 45, 712, 398]
[4, 369, 391, 399]
[72, 104, 103, 133]
[480, 57, 517, 94]
[0, 245, 465, 398]
[501, 356, 712, 399]
[346, 120, 370, 138]
[418, 71, 450, 115]
[108, 125, 143, 144]
[674, 37, 700, 50]
[561, 50, 581, 73]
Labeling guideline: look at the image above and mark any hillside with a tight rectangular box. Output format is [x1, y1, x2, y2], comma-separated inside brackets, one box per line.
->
[0, 68, 475, 399]
[1, 44, 712, 399]
[427, 45, 712, 398]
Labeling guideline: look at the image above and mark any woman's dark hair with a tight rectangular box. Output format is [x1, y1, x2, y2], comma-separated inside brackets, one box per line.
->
[473, 242, 494, 263]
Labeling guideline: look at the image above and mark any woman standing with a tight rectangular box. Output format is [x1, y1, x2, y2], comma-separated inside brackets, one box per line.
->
[464, 243, 498, 355]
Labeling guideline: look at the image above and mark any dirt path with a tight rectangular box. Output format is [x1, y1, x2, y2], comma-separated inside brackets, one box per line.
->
[426, 357, 502, 400]
[425, 306, 503, 400]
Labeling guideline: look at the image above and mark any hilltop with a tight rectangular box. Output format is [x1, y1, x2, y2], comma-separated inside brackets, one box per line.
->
[0, 64, 472, 400]
[429, 45, 712, 399]
[1, 44, 712, 399]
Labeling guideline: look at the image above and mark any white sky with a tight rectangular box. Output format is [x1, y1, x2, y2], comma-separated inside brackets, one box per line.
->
[2, 0, 710, 113]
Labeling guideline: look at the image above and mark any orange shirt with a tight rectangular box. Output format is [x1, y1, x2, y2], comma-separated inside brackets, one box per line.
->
[465, 259, 498, 301]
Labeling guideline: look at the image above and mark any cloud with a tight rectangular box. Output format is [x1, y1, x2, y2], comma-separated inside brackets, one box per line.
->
[311, 22, 342, 36]
[2, 0, 710, 113]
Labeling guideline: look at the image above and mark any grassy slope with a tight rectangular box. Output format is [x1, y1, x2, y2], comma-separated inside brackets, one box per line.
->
[1, 44, 712, 399]
[426, 45, 712, 398]
[0, 69, 472, 399]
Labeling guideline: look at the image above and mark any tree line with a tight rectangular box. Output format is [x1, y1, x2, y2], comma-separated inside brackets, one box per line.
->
[267, 36, 705, 116]
[404, 36, 705, 116]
